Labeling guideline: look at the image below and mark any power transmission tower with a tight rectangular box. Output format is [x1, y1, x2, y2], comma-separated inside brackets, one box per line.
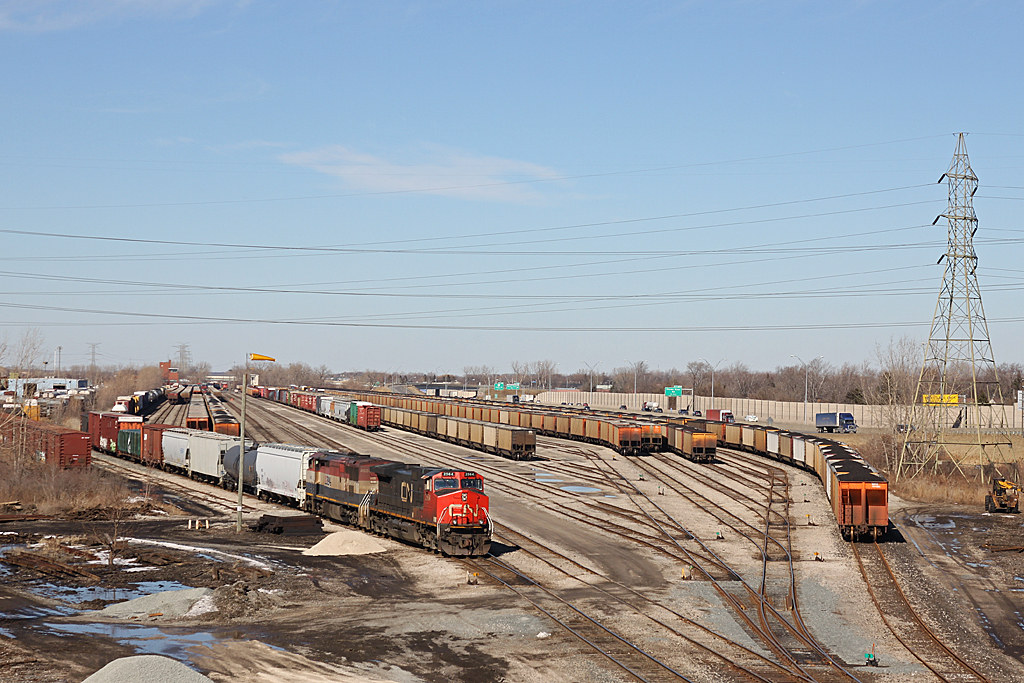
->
[174, 343, 192, 373]
[87, 343, 99, 385]
[897, 133, 1012, 482]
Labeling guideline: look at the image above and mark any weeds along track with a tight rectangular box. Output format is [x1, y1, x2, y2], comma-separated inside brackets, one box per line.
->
[851, 541, 991, 683]
[91, 453, 259, 517]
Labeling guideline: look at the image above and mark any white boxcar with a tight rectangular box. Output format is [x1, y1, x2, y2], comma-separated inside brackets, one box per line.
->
[331, 400, 351, 422]
[256, 442, 320, 505]
[162, 428, 191, 472]
[187, 431, 236, 483]
[316, 395, 334, 418]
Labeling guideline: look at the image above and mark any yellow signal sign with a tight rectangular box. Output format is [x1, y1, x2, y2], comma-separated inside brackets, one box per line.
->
[922, 394, 959, 405]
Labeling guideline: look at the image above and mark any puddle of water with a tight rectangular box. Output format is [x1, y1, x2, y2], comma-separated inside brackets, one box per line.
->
[965, 562, 990, 569]
[561, 485, 601, 494]
[915, 516, 956, 530]
[31, 580, 192, 605]
[0, 605, 75, 620]
[0, 626, 14, 638]
[603, 495, 617, 499]
[536, 477, 563, 483]
[41, 621, 219, 664]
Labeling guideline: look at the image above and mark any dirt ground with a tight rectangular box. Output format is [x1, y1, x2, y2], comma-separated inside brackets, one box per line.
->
[2, 458, 1023, 682]
[1, 515, 535, 683]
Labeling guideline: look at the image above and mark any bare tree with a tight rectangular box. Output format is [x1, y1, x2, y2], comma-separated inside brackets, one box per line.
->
[687, 360, 709, 396]
[12, 328, 44, 373]
[86, 499, 136, 567]
[510, 361, 528, 386]
[868, 336, 922, 471]
[533, 360, 558, 392]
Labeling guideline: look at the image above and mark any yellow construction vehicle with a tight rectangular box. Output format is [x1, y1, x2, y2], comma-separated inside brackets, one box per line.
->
[985, 479, 1021, 514]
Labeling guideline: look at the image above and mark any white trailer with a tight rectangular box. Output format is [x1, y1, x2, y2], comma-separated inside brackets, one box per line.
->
[256, 442, 320, 506]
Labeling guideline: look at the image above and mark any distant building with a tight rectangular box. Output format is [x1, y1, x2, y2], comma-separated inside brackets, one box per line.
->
[1, 377, 89, 400]
[159, 361, 179, 382]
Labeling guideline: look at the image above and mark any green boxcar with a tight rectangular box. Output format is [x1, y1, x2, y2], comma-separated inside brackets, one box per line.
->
[117, 428, 141, 459]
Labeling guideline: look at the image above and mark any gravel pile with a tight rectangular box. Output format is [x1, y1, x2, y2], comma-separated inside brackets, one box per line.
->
[302, 530, 387, 556]
[83, 655, 212, 682]
[91, 587, 213, 620]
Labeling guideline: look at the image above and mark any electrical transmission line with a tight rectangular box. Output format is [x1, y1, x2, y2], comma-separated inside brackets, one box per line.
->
[897, 133, 1012, 481]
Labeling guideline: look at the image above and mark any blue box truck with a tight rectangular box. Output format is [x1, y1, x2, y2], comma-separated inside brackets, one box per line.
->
[815, 412, 858, 433]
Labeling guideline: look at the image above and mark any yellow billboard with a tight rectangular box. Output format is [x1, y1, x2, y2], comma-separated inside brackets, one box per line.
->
[922, 394, 959, 405]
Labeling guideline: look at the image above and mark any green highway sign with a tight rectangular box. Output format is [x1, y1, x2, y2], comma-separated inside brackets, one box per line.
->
[508, 383, 521, 390]
[494, 382, 505, 390]
[664, 386, 683, 397]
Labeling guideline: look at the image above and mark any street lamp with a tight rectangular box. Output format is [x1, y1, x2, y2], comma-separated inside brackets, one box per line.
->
[700, 358, 724, 414]
[624, 360, 639, 409]
[238, 353, 275, 532]
[790, 354, 823, 423]
[584, 361, 601, 393]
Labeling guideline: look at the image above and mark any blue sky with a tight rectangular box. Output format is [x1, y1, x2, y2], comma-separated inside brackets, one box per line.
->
[1, 1, 1022, 376]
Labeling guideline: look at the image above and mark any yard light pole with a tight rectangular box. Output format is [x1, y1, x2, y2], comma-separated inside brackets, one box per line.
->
[584, 361, 600, 393]
[624, 360, 638, 409]
[238, 353, 275, 533]
[790, 354, 822, 424]
[700, 358, 724, 415]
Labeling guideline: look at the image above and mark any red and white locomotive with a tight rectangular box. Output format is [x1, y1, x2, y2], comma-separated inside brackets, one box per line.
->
[305, 452, 491, 556]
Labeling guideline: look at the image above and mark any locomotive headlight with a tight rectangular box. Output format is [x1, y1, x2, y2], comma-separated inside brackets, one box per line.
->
[461, 491, 467, 502]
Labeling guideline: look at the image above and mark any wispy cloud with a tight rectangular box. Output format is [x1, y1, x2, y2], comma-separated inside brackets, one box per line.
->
[279, 144, 564, 203]
[0, 0, 227, 32]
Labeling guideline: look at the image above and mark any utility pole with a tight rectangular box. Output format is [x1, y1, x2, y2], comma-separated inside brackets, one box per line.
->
[56, 345, 62, 377]
[898, 133, 1012, 481]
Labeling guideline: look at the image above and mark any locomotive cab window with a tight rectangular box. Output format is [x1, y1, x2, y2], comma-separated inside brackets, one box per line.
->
[461, 478, 483, 491]
[434, 478, 458, 493]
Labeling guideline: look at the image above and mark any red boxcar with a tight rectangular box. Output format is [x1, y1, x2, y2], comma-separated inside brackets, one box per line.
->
[141, 423, 178, 466]
[356, 404, 382, 431]
[1, 418, 90, 468]
[289, 391, 317, 412]
[88, 412, 143, 453]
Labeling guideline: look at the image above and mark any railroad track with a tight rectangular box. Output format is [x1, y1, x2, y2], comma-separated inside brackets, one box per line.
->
[467, 551, 694, 683]
[479, 524, 809, 682]
[571, 450, 856, 682]
[234, 398, 825, 679]
[851, 540, 991, 682]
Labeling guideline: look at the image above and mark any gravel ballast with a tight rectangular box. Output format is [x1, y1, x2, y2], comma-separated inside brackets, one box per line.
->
[83, 654, 212, 683]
